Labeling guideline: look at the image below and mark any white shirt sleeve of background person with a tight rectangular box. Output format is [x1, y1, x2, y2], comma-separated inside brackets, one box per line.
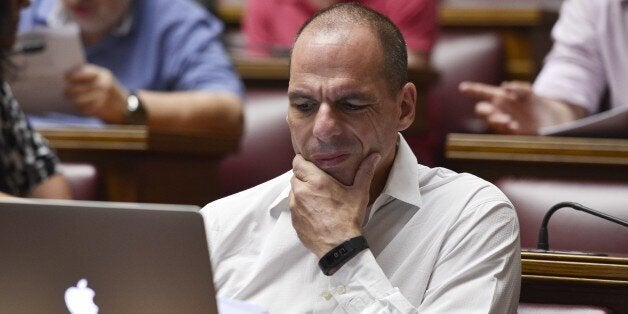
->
[533, 0, 606, 114]
[327, 199, 521, 313]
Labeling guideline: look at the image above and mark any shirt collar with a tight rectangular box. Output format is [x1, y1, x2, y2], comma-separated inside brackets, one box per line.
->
[375, 134, 422, 208]
[268, 133, 422, 218]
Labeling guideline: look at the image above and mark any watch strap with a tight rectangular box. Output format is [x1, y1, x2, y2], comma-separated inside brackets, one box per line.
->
[318, 236, 369, 276]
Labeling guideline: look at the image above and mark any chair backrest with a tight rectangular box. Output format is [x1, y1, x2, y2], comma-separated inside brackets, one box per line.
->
[218, 90, 294, 197]
[496, 177, 628, 255]
[431, 31, 503, 136]
[58, 163, 100, 201]
[418, 31, 502, 165]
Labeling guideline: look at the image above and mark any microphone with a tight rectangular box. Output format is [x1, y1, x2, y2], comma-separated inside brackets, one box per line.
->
[537, 201, 628, 251]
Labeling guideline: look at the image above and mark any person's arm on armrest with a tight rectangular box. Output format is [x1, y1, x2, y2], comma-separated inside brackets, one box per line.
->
[459, 81, 588, 135]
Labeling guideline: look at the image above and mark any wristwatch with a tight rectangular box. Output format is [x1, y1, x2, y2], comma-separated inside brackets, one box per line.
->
[318, 236, 369, 276]
[125, 92, 148, 125]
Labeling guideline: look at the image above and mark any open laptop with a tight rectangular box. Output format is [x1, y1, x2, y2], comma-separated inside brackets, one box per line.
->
[0, 199, 218, 314]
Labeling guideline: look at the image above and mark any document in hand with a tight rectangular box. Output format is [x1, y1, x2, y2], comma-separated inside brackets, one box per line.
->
[539, 106, 628, 138]
[9, 25, 85, 115]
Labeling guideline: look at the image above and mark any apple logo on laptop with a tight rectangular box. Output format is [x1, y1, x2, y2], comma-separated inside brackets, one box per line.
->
[64, 278, 99, 314]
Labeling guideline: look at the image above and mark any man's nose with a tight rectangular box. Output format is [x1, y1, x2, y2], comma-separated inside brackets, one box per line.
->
[312, 103, 342, 141]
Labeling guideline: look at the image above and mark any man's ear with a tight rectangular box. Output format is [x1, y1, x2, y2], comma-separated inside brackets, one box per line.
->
[397, 82, 417, 132]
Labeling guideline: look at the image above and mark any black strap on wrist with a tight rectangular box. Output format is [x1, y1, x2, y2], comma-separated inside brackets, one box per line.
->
[318, 236, 369, 276]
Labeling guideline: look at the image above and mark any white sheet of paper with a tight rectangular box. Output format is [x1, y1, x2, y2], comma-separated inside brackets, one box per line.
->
[9, 25, 85, 115]
[539, 106, 628, 138]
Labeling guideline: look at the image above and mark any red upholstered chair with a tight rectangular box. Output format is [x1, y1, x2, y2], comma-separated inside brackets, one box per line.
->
[217, 89, 294, 197]
[57, 163, 100, 201]
[431, 31, 502, 136]
[496, 178, 628, 255]
[420, 31, 502, 165]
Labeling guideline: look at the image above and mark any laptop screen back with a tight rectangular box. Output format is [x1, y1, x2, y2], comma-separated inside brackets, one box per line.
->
[0, 199, 217, 314]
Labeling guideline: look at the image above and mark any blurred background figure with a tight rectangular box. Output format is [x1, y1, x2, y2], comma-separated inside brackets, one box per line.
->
[1, 0, 72, 199]
[243, 0, 438, 71]
[459, 0, 627, 135]
[20, 0, 244, 134]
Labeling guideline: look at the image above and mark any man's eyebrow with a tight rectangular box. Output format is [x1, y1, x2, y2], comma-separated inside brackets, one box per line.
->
[288, 91, 315, 100]
[335, 91, 375, 103]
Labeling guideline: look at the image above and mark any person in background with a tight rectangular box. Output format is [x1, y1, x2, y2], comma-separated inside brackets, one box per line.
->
[203, 4, 520, 312]
[20, 0, 244, 134]
[459, 0, 626, 135]
[243, 0, 438, 70]
[1, 0, 72, 199]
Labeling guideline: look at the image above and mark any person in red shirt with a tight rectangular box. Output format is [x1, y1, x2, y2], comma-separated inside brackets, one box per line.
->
[243, 0, 438, 70]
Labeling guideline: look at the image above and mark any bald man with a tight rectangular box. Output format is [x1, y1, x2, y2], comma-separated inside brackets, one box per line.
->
[202, 4, 520, 312]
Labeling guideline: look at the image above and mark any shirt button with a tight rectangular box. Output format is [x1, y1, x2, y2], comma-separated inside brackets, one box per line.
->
[322, 291, 333, 301]
[336, 285, 346, 295]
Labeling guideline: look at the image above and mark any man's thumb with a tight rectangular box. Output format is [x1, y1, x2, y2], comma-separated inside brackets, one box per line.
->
[353, 153, 382, 188]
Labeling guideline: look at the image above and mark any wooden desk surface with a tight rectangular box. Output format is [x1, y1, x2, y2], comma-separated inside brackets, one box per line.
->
[521, 251, 628, 311]
[445, 133, 628, 181]
[39, 126, 240, 205]
[39, 125, 240, 156]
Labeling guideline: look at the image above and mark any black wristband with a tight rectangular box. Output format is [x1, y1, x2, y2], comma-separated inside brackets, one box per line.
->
[318, 236, 369, 276]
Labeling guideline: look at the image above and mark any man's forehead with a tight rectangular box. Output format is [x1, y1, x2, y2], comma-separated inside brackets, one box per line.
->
[295, 22, 375, 47]
[292, 26, 380, 63]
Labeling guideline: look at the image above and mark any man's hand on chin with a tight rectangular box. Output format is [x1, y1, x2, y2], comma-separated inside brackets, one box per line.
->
[289, 153, 381, 258]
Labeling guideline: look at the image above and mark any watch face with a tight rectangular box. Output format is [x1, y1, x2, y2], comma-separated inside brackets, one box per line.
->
[126, 93, 148, 125]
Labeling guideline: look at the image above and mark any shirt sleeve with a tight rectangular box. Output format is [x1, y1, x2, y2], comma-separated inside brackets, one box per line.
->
[328, 200, 520, 313]
[163, 10, 244, 99]
[0, 83, 59, 196]
[533, 0, 605, 114]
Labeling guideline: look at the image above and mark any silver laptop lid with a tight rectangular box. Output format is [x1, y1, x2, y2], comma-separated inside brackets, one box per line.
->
[0, 199, 217, 314]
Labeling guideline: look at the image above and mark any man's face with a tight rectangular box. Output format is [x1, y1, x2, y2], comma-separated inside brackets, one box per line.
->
[1, 0, 30, 50]
[61, 0, 131, 35]
[287, 26, 414, 186]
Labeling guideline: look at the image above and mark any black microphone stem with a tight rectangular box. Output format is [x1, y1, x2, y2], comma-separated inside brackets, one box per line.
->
[537, 201, 628, 251]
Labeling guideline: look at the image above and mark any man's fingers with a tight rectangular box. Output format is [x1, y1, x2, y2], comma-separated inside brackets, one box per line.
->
[65, 64, 100, 83]
[475, 101, 496, 117]
[64, 83, 95, 98]
[352, 153, 381, 190]
[486, 112, 517, 134]
[502, 81, 533, 100]
[292, 154, 324, 183]
[459, 81, 505, 101]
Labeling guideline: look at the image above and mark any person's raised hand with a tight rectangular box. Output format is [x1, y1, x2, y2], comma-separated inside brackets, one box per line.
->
[289, 153, 381, 258]
[459, 81, 554, 135]
[65, 64, 129, 124]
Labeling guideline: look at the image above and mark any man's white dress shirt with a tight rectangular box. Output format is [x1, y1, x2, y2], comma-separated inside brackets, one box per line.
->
[201, 135, 520, 313]
[534, 0, 628, 113]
